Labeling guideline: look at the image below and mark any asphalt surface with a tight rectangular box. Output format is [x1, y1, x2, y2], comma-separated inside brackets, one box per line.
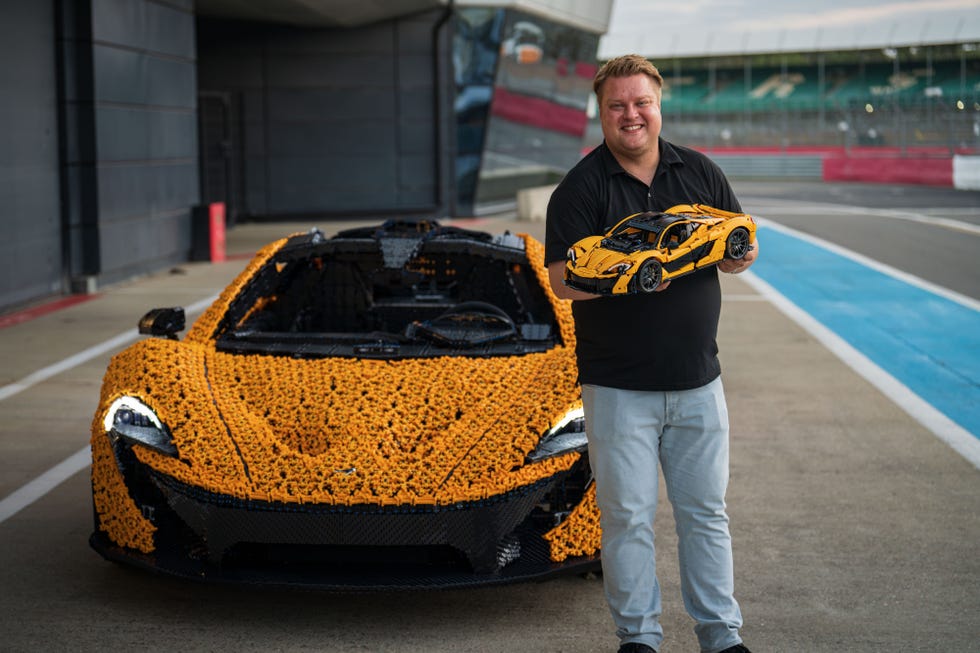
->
[0, 181, 978, 652]
[734, 181, 980, 301]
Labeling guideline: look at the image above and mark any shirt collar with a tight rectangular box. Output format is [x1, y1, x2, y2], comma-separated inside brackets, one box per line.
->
[598, 139, 684, 178]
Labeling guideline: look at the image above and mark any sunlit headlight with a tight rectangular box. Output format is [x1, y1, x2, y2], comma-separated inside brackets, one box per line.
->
[604, 262, 632, 275]
[103, 396, 177, 456]
[526, 407, 587, 463]
[566, 247, 577, 263]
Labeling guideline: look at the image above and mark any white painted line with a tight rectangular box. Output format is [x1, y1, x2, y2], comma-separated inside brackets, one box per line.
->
[742, 269, 980, 471]
[722, 293, 767, 302]
[0, 295, 218, 403]
[0, 294, 219, 524]
[755, 217, 980, 312]
[0, 446, 91, 524]
[0, 330, 139, 402]
[744, 199, 980, 235]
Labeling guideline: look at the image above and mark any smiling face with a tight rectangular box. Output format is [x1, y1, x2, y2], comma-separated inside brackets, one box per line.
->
[598, 73, 662, 165]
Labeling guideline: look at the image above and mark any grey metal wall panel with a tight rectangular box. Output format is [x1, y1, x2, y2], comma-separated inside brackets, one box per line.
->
[96, 108, 197, 161]
[97, 208, 193, 282]
[197, 48, 264, 86]
[397, 53, 435, 85]
[79, 0, 198, 284]
[268, 120, 397, 156]
[264, 54, 396, 87]
[0, 169, 63, 303]
[267, 155, 396, 211]
[93, 45, 196, 107]
[92, 0, 195, 58]
[266, 87, 396, 121]
[399, 118, 435, 154]
[197, 8, 450, 219]
[96, 162, 198, 222]
[399, 154, 438, 197]
[60, 102, 95, 167]
[244, 157, 269, 214]
[397, 19, 441, 52]
[399, 86, 436, 119]
[269, 23, 395, 53]
[0, 0, 64, 309]
[0, 0, 204, 307]
[62, 166, 96, 231]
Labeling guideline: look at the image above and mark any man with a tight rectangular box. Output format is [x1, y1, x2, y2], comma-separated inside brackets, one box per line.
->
[544, 54, 757, 653]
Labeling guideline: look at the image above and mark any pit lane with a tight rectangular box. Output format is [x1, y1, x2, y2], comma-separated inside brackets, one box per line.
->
[1, 181, 978, 652]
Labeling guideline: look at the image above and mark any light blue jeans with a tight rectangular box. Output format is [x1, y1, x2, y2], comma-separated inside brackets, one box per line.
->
[582, 378, 743, 653]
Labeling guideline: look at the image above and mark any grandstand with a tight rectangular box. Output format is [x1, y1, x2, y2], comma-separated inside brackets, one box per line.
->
[661, 55, 980, 115]
[583, 43, 980, 186]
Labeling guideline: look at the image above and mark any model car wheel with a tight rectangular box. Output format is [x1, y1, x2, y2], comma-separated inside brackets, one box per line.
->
[636, 259, 662, 293]
[725, 227, 751, 259]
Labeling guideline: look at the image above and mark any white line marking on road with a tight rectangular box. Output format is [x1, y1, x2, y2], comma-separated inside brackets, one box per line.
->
[744, 199, 980, 235]
[723, 293, 767, 302]
[0, 446, 90, 524]
[0, 295, 218, 403]
[0, 294, 218, 523]
[742, 268, 980, 471]
[755, 217, 980, 312]
[0, 330, 139, 402]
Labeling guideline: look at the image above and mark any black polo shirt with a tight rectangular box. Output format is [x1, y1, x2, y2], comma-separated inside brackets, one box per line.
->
[544, 139, 742, 391]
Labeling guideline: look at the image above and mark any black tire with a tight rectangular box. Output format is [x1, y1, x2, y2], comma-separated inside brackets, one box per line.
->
[725, 227, 751, 260]
[636, 259, 662, 293]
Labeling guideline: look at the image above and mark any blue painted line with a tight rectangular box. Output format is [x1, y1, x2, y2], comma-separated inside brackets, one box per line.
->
[750, 225, 980, 439]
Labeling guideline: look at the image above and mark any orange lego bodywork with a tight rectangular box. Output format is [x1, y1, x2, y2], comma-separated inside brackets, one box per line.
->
[90, 224, 602, 587]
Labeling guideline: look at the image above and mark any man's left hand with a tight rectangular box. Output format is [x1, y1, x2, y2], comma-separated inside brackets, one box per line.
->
[717, 239, 759, 274]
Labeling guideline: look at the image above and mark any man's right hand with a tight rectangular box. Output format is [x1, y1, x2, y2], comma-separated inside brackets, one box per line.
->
[547, 261, 671, 299]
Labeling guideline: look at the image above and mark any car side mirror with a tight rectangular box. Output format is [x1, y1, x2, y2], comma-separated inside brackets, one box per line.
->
[139, 307, 185, 340]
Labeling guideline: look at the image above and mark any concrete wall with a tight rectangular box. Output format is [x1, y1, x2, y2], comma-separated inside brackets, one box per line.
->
[953, 155, 980, 190]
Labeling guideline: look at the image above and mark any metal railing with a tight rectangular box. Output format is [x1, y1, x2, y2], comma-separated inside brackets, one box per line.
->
[661, 97, 980, 155]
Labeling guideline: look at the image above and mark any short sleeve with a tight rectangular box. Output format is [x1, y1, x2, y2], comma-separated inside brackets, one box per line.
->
[544, 170, 605, 266]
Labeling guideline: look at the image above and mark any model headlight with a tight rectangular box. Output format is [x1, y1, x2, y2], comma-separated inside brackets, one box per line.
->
[103, 396, 177, 456]
[566, 247, 577, 263]
[604, 262, 632, 275]
[526, 407, 587, 463]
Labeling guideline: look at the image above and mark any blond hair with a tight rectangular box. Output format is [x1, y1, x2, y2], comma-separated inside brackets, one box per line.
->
[593, 54, 664, 100]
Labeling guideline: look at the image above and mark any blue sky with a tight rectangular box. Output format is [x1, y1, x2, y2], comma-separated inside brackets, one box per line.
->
[599, 0, 980, 58]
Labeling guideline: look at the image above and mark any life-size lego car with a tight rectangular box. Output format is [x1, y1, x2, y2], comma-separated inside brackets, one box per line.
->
[564, 204, 756, 295]
[89, 219, 602, 589]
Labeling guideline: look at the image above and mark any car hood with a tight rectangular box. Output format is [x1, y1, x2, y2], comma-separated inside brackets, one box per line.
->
[96, 337, 581, 507]
[571, 236, 644, 273]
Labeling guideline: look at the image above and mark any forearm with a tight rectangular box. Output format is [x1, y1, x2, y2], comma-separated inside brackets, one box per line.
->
[547, 261, 600, 301]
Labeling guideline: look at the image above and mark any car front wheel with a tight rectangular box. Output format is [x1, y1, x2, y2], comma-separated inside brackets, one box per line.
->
[725, 227, 751, 259]
[636, 259, 662, 293]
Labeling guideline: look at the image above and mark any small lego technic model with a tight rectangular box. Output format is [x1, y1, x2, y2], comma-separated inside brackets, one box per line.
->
[90, 219, 601, 589]
[564, 204, 756, 295]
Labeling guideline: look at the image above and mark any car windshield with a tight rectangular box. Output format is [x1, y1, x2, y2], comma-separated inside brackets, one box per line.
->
[602, 213, 678, 252]
[658, 221, 700, 248]
[213, 222, 562, 359]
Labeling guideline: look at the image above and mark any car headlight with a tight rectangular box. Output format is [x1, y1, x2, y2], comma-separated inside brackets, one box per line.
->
[566, 247, 577, 263]
[103, 396, 177, 456]
[603, 262, 632, 275]
[526, 407, 587, 463]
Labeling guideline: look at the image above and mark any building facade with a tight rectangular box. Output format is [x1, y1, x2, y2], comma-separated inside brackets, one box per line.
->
[0, 0, 611, 312]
